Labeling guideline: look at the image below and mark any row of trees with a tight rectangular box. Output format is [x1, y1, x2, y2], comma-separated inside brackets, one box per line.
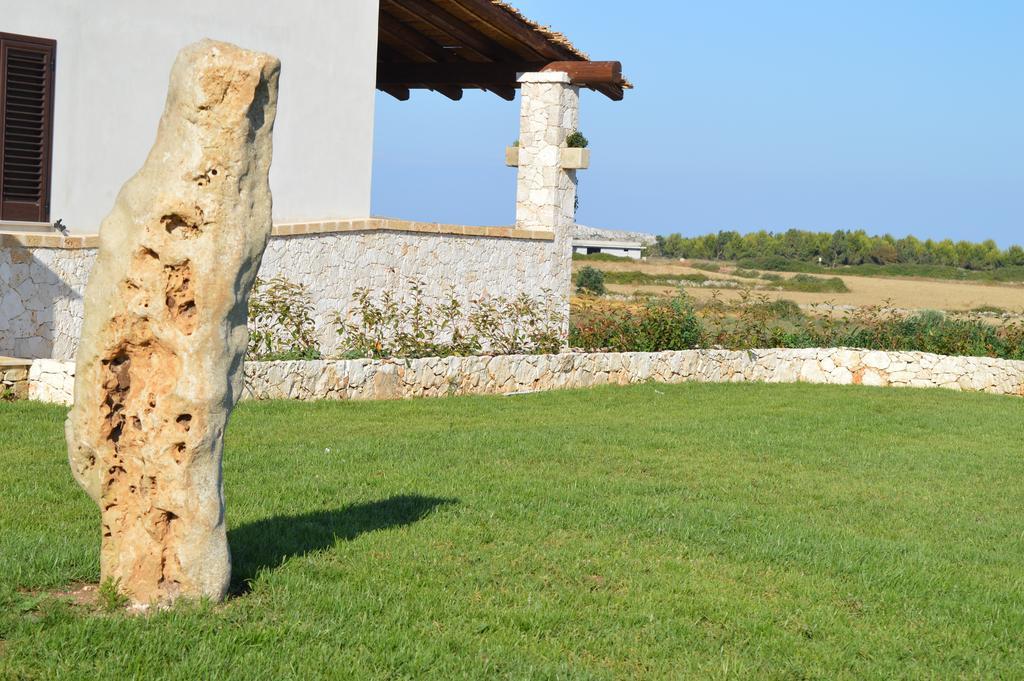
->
[650, 229, 1024, 271]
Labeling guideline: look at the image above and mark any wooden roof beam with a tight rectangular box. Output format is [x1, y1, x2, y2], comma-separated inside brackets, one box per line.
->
[382, 0, 521, 62]
[432, 85, 464, 101]
[378, 11, 451, 63]
[379, 85, 411, 101]
[377, 61, 623, 87]
[445, 0, 559, 60]
[484, 86, 517, 101]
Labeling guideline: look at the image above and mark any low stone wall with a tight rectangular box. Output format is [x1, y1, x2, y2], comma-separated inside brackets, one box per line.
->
[0, 217, 567, 360]
[1, 358, 30, 400]
[28, 358, 77, 405]
[27, 348, 1024, 407]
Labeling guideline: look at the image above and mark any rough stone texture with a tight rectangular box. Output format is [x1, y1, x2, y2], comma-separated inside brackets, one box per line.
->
[514, 71, 579, 328]
[1, 224, 565, 361]
[27, 358, 73, 403]
[1, 361, 30, 399]
[574, 224, 657, 246]
[64, 40, 280, 606]
[32, 349, 1024, 407]
[0, 246, 94, 359]
[258, 230, 565, 356]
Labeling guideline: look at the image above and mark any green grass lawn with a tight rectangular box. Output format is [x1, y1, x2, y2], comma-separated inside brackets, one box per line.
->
[2, 383, 1023, 679]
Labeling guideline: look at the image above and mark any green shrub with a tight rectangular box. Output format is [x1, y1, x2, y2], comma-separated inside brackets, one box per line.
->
[689, 262, 721, 273]
[570, 295, 703, 352]
[575, 266, 607, 295]
[703, 298, 1024, 360]
[248, 276, 321, 361]
[774, 274, 849, 293]
[336, 282, 566, 359]
[738, 257, 825, 274]
[732, 268, 761, 279]
[566, 130, 589, 148]
[972, 305, 1008, 314]
[762, 298, 805, 321]
[829, 309, 1014, 358]
[601, 270, 710, 286]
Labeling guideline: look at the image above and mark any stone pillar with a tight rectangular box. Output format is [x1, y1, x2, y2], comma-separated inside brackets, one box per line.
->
[65, 40, 280, 607]
[515, 72, 580, 234]
[515, 72, 580, 322]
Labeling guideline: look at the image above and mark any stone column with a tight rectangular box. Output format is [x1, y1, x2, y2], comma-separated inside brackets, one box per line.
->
[515, 72, 580, 233]
[515, 72, 580, 321]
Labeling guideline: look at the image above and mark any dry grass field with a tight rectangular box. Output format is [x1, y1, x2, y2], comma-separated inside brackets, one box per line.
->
[579, 258, 1024, 314]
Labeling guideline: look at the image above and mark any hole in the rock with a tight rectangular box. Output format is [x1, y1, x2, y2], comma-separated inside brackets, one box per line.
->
[176, 414, 193, 432]
[108, 422, 124, 445]
[162, 214, 201, 238]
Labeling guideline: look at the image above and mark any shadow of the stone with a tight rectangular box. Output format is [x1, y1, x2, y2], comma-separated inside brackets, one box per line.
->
[228, 494, 456, 594]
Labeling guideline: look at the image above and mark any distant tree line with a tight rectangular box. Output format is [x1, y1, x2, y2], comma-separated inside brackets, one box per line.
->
[649, 229, 1024, 271]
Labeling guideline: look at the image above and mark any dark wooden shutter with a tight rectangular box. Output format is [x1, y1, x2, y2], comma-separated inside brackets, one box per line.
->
[0, 33, 56, 222]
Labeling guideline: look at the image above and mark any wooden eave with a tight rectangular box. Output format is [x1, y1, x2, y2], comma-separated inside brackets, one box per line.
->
[377, 0, 631, 101]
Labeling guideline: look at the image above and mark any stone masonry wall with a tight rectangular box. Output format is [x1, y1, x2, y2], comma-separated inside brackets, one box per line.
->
[258, 231, 566, 357]
[1, 360, 30, 400]
[28, 348, 1024, 407]
[0, 220, 564, 360]
[0, 246, 94, 359]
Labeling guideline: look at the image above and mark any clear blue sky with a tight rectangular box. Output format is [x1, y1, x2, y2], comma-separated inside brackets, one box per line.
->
[371, 0, 1023, 245]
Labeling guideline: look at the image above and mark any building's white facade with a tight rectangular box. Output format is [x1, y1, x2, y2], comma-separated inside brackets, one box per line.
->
[3, 0, 380, 233]
[573, 239, 643, 260]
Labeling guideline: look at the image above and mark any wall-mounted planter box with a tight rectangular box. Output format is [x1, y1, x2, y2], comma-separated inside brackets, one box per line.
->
[560, 148, 590, 169]
[505, 146, 520, 167]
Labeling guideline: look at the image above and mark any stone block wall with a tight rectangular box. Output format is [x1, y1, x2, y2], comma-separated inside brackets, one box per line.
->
[27, 348, 1024, 407]
[0, 244, 94, 359]
[1, 361, 30, 400]
[258, 226, 566, 357]
[0, 219, 564, 360]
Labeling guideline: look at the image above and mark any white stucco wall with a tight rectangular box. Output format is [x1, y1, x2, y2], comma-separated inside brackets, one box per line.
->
[3, 0, 379, 232]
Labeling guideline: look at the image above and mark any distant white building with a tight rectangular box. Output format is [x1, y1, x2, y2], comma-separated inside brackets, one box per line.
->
[573, 239, 643, 260]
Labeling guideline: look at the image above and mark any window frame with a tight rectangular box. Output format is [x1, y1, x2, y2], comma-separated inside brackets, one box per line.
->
[0, 31, 57, 223]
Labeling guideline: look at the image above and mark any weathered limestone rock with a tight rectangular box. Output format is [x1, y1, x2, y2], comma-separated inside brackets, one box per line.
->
[65, 40, 280, 606]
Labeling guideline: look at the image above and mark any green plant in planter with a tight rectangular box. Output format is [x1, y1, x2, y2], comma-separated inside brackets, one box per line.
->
[512, 139, 520, 147]
[566, 131, 589, 148]
[575, 266, 606, 296]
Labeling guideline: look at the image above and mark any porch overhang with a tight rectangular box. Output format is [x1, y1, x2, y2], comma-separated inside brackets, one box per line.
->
[377, 0, 631, 101]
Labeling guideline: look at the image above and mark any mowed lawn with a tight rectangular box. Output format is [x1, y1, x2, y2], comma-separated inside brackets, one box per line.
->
[2, 383, 1023, 679]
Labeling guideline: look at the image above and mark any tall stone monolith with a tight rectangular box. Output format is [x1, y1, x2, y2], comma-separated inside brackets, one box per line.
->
[65, 40, 280, 606]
